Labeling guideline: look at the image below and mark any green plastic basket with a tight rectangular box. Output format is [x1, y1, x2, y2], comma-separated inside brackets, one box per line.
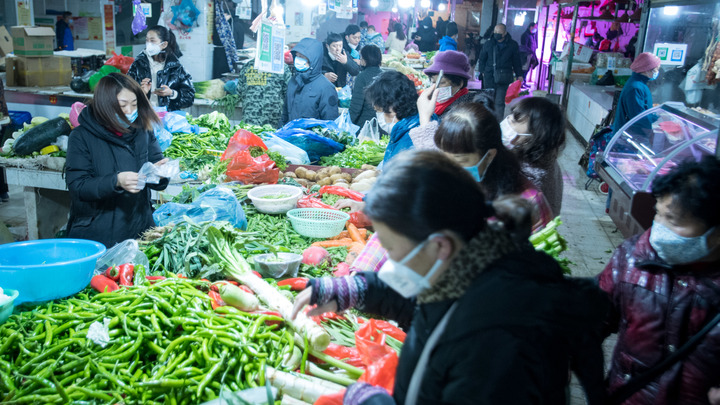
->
[286, 208, 351, 239]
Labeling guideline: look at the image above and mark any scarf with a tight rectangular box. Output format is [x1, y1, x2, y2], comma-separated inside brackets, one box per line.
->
[417, 227, 516, 304]
[434, 87, 469, 116]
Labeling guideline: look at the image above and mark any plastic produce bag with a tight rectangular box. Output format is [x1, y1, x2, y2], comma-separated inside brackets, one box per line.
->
[171, 0, 201, 30]
[273, 128, 344, 163]
[355, 319, 400, 394]
[89, 65, 121, 92]
[505, 79, 523, 104]
[225, 151, 279, 185]
[153, 186, 248, 229]
[131, 0, 148, 35]
[260, 133, 310, 165]
[334, 109, 360, 135]
[357, 118, 381, 144]
[104, 51, 135, 74]
[323, 343, 364, 368]
[136, 159, 180, 190]
[94, 239, 150, 275]
[337, 85, 352, 109]
[53, 135, 69, 152]
[153, 123, 173, 151]
[222, 129, 268, 161]
[280, 118, 341, 132]
[163, 112, 192, 133]
[317, 186, 364, 201]
[69, 102, 87, 128]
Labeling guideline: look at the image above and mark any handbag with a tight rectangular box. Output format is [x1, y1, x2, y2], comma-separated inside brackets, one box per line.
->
[493, 47, 515, 85]
[609, 279, 720, 404]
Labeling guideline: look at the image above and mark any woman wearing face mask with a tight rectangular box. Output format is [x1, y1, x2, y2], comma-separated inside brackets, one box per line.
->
[349, 45, 383, 127]
[413, 17, 437, 52]
[612, 52, 661, 135]
[65, 73, 169, 248]
[322, 30, 361, 88]
[128, 25, 195, 111]
[365, 70, 430, 165]
[501, 97, 566, 216]
[598, 156, 720, 405]
[292, 150, 610, 405]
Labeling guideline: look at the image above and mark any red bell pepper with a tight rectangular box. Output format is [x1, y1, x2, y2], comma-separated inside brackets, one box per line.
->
[317, 186, 364, 202]
[104, 266, 120, 281]
[117, 263, 134, 286]
[208, 291, 226, 310]
[277, 277, 309, 291]
[91, 275, 119, 293]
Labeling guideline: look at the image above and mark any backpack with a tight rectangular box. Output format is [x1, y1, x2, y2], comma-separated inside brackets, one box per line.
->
[578, 90, 620, 185]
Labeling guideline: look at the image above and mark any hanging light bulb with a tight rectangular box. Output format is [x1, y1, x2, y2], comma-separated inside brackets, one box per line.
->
[438, 3, 446, 11]
[392, 6, 398, 12]
[398, 0, 413, 8]
[370, 0, 379, 7]
[420, 0, 431, 8]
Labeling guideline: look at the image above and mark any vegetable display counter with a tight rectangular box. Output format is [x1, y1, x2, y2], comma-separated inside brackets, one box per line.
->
[596, 102, 719, 237]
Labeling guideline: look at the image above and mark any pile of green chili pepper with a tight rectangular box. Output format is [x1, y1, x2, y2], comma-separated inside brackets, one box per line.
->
[0, 277, 298, 404]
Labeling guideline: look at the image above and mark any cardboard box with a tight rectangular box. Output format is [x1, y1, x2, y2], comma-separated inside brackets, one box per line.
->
[0, 26, 13, 57]
[11, 26, 55, 57]
[6, 56, 72, 87]
[560, 42, 594, 63]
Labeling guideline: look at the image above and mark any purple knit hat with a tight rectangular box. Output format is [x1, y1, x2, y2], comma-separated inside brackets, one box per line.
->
[424, 50, 471, 79]
[631, 52, 661, 73]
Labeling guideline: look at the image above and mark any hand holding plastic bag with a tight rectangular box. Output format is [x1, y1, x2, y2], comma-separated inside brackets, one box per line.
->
[505, 79, 523, 104]
[136, 159, 180, 190]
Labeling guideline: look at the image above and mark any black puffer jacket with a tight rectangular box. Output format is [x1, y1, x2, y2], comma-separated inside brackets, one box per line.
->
[127, 52, 195, 111]
[477, 36, 523, 86]
[321, 42, 361, 88]
[65, 107, 168, 247]
[356, 244, 610, 405]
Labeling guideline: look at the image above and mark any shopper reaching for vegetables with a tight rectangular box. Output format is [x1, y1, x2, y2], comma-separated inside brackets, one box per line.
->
[65, 73, 169, 247]
[291, 150, 610, 405]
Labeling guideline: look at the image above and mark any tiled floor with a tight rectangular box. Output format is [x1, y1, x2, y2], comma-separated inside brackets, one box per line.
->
[0, 130, 626, 402]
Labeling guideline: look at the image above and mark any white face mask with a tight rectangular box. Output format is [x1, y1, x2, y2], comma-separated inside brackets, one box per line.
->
[649, 221, 716, 265]
[436, 85, 453, 103]
[146, 42, 163, 57]
[378, 234, 446, 298]
[377, 111, 397, 134]
[500, 117, 531, 149]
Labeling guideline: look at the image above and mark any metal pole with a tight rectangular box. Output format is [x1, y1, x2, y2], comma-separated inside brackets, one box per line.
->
[451, 0, 456, 21]
[538, 1, 551, 91]
[548, 1, 562, 93]
[561, 2, 579, 110]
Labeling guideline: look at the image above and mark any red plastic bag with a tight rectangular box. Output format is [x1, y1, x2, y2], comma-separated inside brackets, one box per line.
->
[323, 343, 364, 368]
[297, 195, 334, 209]
[505, 79, 523, 104]
[349, 212, 372, 229]
[317, 186, 364, 202]
[313, 391, 345, 405]
[355, 319, 394, 366]
[371, 320, 406, 343]
[358, 351, 398, 394]
[104, 52, 135, 74]
[225, 151, 279, 185]
[221, 129, 268, 161]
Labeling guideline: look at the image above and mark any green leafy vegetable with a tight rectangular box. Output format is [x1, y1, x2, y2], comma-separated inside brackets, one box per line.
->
[319, 139, 388, 168]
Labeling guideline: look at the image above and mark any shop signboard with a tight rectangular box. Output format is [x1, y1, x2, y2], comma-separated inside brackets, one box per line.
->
[254, 19, 286, 74]
[653, 43, 687, 66]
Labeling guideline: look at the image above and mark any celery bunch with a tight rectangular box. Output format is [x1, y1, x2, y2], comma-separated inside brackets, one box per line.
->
[530, 217, 572, 274]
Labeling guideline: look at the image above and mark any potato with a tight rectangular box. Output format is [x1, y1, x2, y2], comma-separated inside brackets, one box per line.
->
[330, 173, 352, 183]
[304, 170, 317, 181]
[316, 168, 332, 179]
[296, 179, 310, 187]
[328, 166, 342, 175]
[333, 182, 349, 189]
[317, 177, 333, 186]
[361, 164, 377, 171]
[333, 179, 349, 186]
[295, 167, 308, 179]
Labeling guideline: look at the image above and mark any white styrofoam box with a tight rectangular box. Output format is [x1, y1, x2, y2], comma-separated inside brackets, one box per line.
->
[560, 42, 593, 63]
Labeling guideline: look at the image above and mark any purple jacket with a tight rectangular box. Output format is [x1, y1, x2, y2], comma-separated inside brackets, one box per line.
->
[598, 229, 720, 404]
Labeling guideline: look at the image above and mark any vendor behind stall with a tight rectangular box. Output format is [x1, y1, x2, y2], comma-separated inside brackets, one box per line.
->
[128, 26, 195, 112]
[292, 150, 609, 405]
[612, 52, 661, 134]
[65, 73, 169, 248]
[55, 12, 74, 51]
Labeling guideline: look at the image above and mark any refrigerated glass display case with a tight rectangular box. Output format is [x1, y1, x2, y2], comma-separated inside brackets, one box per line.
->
[596, 102, 719, 237]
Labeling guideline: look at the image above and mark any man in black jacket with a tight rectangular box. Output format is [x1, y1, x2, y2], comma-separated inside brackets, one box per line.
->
[477, 24, 523, 120]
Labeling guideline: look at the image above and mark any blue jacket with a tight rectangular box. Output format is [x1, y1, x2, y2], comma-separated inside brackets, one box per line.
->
[613, 72, 653, 135]
[438, 36, 457, 52]
[382, 114, 421, 164]
[283, 38, 340, 124]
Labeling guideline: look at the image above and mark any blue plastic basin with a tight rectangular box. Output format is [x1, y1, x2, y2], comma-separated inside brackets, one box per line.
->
[0, 239, 106, 304]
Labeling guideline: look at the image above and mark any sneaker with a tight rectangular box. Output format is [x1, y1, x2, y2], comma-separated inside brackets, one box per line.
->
[0, 193, 8, 202]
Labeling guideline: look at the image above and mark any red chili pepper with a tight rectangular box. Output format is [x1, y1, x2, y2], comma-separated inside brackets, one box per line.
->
[208, 291, 226, 310]
[277, 278, 309, 291]
[176, 274, 187, 279]
[251, 310, 284, 326]
[200, 279, 210, 283]
[226, 280, 239, 285]
[145, 275, 166, 284]
[238, 285, 254, 295]
[90, 275, 119, 293]
[117, 263, 134, 286]
[104, 266, 120, 281]
[252, 271, 263, 278]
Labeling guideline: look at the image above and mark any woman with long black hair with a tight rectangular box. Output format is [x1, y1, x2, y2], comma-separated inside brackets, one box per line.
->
[128, 25, 195, 111]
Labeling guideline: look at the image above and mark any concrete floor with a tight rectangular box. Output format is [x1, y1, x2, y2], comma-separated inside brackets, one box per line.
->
[0, 130, 626, 402]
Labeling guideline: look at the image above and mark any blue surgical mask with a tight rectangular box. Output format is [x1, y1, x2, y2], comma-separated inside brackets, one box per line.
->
[378, 233, 446, 298]
[649, 221, 716, 265]
[294, 57, 310, 72]
[126, 110, 138, 123]
[463, 150, 493, 183]
[650, 70, 660, 80]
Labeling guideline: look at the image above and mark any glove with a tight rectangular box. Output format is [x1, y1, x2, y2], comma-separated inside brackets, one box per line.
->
[344, 382, 391, 405]
[309, 275, 367, 313]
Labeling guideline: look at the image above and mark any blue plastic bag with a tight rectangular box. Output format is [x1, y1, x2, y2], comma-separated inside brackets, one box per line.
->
[153, 187, 247, 229]
[163, 112, 193, 134]
[171, 0, 201, 30]
[280, 118, 341, 133]
[273, 128, 344, 163]
[153, 123, 173, 151]
[260, 133, 310, 165]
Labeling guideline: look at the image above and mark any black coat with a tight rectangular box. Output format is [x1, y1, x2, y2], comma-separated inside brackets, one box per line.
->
[349, 66, 382, 127]
[65, 107, 168, 248]
[127, 52, 195, 111]
[414, 18, 437, 52]
[357, 249, 610, 405]
[477, 36, 524, 86]
[321, 43, 361, 88]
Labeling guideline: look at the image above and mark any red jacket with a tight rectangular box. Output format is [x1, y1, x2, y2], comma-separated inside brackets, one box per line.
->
[598, 229, 720, 404]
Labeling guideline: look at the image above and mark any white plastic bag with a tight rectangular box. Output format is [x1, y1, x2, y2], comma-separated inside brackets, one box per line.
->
[357, 117, 381, 144]
[334, 109, 360, 135]
[94, 239, 150, 275]
[261, 133, 310, 165]
[136, 159, 181, 190]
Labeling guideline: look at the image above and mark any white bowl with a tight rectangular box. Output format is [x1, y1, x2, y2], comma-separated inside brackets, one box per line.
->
[247, 185, 304, 215]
